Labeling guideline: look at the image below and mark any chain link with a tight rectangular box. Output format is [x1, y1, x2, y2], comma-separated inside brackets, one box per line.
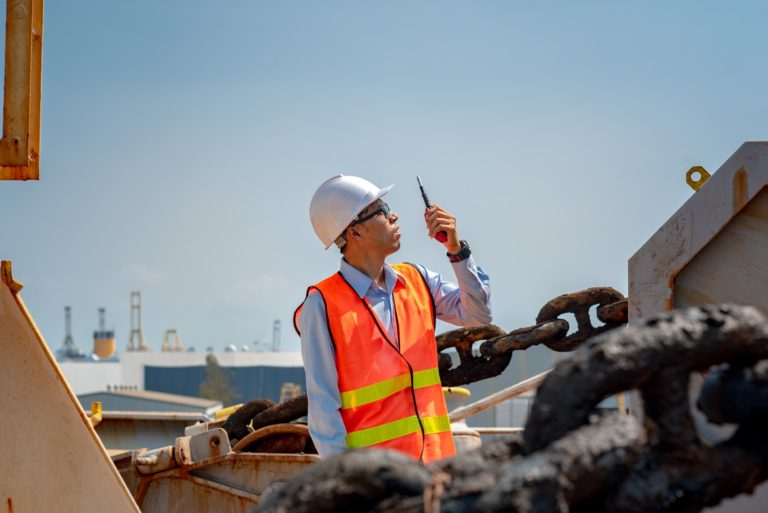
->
[536, 287, 626, 351]
[256, 305, 768, 513]
[437, 287, 629, 386]
[228, 288, 630, 443]
[436, 325, 511, 387]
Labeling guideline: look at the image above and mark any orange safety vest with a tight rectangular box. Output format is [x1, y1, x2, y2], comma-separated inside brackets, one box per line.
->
[294, 263, 456, 463]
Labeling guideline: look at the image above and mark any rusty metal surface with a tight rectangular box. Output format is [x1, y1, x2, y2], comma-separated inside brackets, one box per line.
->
[139, 471, 260, 513]
[113, 451, 143, 497]
[436, 324, 510, 386]
[134, 446, 177, 475]
[97, 410, 210, 421]
[482, 320, 568, 356]
[0, 260, 141, 512]
[94, 411, 204, 451]
[112, 421, 321, 512]
[175, 434, 193, 466]
[674, 189, 768, 318]
[124, 451, 319, 513]
[597, 298, 629, 324]
[0, 0, 43, 180]
[536, 287, 626, 351]
[253, 305, 768, 513]
[112, 409, 320, 511]
[188, 428, 232, 462]
[0, 260, 23, 292]
[233, 423, 313, 454]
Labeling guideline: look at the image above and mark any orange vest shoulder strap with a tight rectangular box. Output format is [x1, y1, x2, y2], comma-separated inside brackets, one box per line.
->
[391, 263, 436, 329]
[292, 273, 347, 336]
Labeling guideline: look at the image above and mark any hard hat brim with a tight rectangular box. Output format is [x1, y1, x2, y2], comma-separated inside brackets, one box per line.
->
[323, 182, 395, 250]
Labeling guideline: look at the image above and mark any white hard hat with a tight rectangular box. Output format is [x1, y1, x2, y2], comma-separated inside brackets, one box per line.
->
[310, 174, 394, 249]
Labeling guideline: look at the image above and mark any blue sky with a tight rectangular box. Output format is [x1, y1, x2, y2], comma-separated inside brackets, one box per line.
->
[2, 1, 766, 375]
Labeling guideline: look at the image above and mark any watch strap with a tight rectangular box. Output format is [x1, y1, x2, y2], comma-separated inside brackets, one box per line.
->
[447, 240, 471, 263]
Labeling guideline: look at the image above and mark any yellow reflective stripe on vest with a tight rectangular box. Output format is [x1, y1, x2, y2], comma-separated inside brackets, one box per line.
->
[413, 368, 442, 389]
[421, 414, 452, 435]
[344, 414, 452, 449]
[340, 368, 442, 409]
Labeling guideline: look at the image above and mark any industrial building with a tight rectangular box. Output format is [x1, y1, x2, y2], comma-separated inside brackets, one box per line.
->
[60, 350, 306, 405]
[77, 388, 223, 416]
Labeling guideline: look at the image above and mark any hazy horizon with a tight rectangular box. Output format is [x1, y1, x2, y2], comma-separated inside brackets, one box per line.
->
[2, 1, 766, 379]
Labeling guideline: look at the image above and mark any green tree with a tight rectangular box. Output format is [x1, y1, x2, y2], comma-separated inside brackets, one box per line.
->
[199, 354, 239, 406]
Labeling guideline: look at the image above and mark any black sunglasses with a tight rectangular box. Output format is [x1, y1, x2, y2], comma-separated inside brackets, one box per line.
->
[351, 202, 391, 225]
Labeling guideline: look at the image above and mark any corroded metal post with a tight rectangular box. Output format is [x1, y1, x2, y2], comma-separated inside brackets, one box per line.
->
[0, 0, 43, 180]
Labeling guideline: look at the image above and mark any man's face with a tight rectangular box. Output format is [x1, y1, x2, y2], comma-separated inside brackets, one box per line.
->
[349, 200, 400, 256]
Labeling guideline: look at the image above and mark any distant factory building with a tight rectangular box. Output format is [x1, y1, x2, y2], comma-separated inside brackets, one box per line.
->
[77, 388, 222, 416]
[60, 351, 305, 407]
[144, 353, 305, 405]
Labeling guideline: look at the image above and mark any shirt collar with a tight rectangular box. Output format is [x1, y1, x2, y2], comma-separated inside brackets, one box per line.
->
[339, 259, 405, 298]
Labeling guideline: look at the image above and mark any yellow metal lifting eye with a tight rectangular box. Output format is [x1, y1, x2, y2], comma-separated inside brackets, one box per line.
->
[90, 401, 103, 428]
[686, 166, 711, 191]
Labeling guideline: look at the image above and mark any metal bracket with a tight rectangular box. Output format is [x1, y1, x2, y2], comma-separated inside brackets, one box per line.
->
[175, 435, 193, 466]
[686, 165, 711, 191]
[89, 401, 103, 428]
[133, 446, 177, 475]
[176, 428, 232, 466]
[1, 260, 23, 293]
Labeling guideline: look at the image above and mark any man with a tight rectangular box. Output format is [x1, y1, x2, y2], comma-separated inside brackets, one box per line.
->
[294, 175, 491, 463]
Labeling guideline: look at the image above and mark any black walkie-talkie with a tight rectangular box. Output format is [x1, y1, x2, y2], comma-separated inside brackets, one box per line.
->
[417, 176, 448, 243]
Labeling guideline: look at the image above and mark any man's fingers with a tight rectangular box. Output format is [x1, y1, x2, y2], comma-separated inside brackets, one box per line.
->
[428, 220, 456, 238]
[427, 215, 455, 232]
[425, 209, 455, 225]
[424, 204, 460, 245]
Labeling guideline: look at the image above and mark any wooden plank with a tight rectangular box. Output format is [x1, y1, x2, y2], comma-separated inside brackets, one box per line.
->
[473, 427, 524, 435]
[448, 371, 548, 423]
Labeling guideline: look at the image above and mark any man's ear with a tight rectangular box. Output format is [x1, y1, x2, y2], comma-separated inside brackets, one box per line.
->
[343, 226, 360, 242]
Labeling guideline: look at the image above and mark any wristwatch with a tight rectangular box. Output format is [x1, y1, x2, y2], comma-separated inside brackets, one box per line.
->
[447, 240, 471, 263]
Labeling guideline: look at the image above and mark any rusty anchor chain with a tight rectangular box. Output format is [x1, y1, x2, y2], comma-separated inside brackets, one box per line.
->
[228, 287, 629, 450]
[255, 305, 768, 513]
[438, 287, 629, 386]
[436, 325, 511, 387]
[536, 287, 627, 351]
[222, 394, 311, 453]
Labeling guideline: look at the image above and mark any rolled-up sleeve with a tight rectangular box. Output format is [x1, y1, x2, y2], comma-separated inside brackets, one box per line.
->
[415, 255, 492, 326]
[298, 291, 348, 458]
